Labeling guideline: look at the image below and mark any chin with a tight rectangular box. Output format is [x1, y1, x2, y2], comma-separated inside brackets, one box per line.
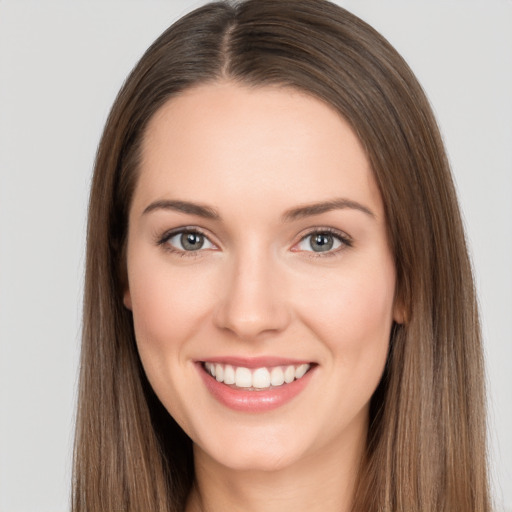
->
[194, 424, 310, 473]
[214, 448, 299, 473]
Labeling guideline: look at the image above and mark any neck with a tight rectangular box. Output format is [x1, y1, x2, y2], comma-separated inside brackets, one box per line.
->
[185, 422, 366, 512]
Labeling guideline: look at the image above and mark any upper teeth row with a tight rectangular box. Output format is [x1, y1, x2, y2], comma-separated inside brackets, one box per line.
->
[204, 362, 311, 389]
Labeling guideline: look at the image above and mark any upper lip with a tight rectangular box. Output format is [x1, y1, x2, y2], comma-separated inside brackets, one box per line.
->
[198, 356, 314, 369]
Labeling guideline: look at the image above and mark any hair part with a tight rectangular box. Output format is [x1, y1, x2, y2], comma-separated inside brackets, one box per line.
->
[73, 1, 490, 510]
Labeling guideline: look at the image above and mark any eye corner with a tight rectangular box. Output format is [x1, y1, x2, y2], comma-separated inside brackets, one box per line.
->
[292, 227, 353, 257]
[156, 226, 219, 256]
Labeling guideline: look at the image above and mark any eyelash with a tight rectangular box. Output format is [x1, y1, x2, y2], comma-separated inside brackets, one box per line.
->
[156, 227, 214, 258]
[156, 226, 352, 258]
[295, 227, 353, 259]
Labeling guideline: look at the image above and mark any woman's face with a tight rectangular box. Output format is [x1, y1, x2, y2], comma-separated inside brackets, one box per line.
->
[124, 82, 401, 472]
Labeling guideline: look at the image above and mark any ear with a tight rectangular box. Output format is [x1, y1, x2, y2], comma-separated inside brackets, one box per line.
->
[123, 288, 133, 311]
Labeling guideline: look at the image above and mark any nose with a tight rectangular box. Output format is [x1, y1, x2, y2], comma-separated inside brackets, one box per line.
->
[213, 248, 291, 341]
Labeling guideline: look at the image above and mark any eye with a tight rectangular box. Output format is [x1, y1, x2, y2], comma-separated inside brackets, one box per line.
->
[160, 229, 216, 253]
[295, 230, 350, 253]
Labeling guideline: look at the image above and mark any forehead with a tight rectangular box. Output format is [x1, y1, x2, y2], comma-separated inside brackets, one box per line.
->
[135, 81, 383, 220]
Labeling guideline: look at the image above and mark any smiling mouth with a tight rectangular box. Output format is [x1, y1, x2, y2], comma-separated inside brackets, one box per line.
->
[202, 362, 312, 390]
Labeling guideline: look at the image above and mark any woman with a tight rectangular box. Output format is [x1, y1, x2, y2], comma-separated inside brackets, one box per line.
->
[73, 1, 491, 510]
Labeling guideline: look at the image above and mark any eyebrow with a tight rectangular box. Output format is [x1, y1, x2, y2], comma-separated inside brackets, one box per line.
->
[282, 198, 375, 222]
[142, 199, 220, 219]
[142, 197, 375, 222]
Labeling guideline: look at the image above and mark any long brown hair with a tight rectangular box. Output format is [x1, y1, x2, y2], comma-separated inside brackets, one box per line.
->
[73, 1, 490, 510]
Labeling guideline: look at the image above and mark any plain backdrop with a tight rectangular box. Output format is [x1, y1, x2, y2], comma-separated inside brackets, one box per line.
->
[0, 1, 511, 511]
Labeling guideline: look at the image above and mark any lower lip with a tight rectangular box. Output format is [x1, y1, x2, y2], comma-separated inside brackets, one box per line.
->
[197, 363, 315, 413]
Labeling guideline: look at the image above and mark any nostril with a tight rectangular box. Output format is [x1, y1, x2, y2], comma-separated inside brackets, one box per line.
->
[212, 260, 291, 338]
[213, 298, 292, 340]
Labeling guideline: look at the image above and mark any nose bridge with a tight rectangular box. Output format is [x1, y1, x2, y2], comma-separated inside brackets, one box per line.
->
[213, 240, 290, 339]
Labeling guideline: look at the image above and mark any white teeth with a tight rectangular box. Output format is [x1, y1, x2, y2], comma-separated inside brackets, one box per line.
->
[235, 367, 253, 388]
[252, 368, 271, 388]
[223, 364, 235, 385]
[205, 362, 215, 377]
[284, 365, 295, 384]
[204, 362, 311, 389]
[270, 366, 285, 386]
[295, 363, 309, 379]
[215, 363, 224, 382]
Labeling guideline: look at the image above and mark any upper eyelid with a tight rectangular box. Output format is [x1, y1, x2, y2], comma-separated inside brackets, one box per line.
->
[291, 227, 353, 255]
[156, 225, 352, 250]
[291, 229, 352, 260]
[158, 226, 213, 243]
[295, 226, 352, 244]
[157, 227, 217, 256]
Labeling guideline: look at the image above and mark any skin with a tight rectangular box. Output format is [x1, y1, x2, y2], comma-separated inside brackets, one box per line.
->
[124, 82, 402, 512]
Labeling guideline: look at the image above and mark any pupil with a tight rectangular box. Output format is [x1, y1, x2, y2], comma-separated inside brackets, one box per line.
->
[312, 233, 333, 252]
[181, 232, 204, 251]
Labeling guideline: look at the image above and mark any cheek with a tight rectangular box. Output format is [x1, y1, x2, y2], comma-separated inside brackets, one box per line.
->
[296, 255, 396, 367]
[130, 258, 211, 334]
[126, 249, 218, 376]
[125, 251, 218, 430]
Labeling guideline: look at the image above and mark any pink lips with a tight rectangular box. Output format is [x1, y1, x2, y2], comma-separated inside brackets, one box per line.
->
[202, 356, 311, 368]
[197, 358, 315, 413]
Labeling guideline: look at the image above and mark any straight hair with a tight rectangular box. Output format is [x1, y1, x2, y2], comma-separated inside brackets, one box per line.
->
[73, 1, 490, 510]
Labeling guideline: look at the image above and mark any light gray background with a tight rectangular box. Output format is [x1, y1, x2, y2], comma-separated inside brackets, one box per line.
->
[0, 1, 510, 511]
